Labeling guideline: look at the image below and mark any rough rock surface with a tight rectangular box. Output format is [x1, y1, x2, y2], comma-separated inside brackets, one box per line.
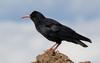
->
[32, 50, 91, 63]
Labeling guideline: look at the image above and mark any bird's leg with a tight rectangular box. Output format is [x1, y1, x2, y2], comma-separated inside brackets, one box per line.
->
[49, 43, 58, 51]
[47, 42, 61, 52]
[53, 43, 60, 51]
[47, 43, 58, 52]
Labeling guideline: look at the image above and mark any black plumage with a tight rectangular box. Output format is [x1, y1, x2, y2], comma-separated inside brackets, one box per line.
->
[23, 11, 92, 50]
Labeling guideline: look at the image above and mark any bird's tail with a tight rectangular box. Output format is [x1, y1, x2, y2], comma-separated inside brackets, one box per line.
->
[77, 34, 92, 43]
[76, 40, 88, 47]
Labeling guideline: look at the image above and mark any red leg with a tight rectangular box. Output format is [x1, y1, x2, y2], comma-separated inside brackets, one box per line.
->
[47, 42, 61, 52]
[53, 44, 60, 51]
[49, 43, 58, 50]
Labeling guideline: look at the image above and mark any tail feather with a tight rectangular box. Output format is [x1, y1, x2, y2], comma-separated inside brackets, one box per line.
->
[76, 40, 88, 47]
[77, 34, 92, 43]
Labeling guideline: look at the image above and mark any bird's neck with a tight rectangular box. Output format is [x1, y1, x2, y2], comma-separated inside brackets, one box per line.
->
[32, 18, 44, 26]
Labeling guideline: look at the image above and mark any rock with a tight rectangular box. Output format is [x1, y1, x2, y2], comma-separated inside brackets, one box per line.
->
[32, 50, 91, 63]
[32, 50, 73, 63]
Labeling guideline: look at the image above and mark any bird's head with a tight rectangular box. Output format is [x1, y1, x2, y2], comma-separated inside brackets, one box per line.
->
[22, 11, 45, 21]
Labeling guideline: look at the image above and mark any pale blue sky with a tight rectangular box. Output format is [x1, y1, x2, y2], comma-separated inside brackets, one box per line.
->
[0, 0, 100, 63]
[0, 0, 100, 21]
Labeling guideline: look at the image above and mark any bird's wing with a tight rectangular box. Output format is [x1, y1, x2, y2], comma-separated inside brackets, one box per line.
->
[42, 18, 76, 35]
[40, 18, 78, 39]
[56, 24, 79, 39]
[42, 18, 62, 32]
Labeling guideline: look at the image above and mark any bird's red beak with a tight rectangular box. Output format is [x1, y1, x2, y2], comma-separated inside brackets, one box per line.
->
[22, 15, 30, 19]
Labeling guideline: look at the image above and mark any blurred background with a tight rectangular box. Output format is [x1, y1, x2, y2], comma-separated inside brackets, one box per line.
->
[0, 0, 100, 63]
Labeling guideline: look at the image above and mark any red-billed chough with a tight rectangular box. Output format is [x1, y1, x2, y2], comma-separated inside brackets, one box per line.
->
[22, 11, 92, 51]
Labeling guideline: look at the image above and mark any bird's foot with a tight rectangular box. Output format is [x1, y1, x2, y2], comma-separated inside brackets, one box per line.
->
[45, 43, 60, 54]
[47, 48, 55, 52]
[44, 48, 56, 56]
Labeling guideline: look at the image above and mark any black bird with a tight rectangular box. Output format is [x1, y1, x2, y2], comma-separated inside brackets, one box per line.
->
[22, 11, 92, 51]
